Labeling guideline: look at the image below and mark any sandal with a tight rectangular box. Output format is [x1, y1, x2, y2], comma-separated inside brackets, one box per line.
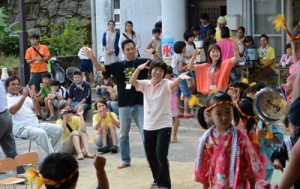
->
[77, 153, 84, 160]
[84, 152, 94, 158]
[183, 113, 194, 118]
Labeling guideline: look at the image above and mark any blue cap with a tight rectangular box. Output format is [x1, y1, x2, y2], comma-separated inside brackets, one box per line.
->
[289, 97, 300, 126]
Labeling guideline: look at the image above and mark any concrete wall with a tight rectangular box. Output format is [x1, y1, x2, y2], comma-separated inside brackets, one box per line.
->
[94, 0, 161, 59]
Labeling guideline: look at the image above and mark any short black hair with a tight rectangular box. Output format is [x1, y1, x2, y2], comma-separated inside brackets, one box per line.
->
[260, 34, 269, 41]
[174, 41, 186, 54]
[73, 71, 82, 76]
[183, 31, 194, 41]
[200, 13, 209, 20]
[42, 72, 52, 79]
[166, 66, 173, 75]
[5, 76, 20, 90]
[39, 153, 79, 189]
[30, 33, 40, 39]
[154, 21, 162, 29]
[221, 27, 230, 38]
[243, 36, 255, 44]
[148, 60, 168, 79]
[83, 39, 89, 45]
[285, 43, 292, 52]
[121, 39, 136, 51]
[152, 28, 161, 34]
[191, 25, 200, 32]
[50, 80, 61, 87]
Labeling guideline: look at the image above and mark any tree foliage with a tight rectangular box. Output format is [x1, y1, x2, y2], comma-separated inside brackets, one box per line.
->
[41, 18, 89, 56]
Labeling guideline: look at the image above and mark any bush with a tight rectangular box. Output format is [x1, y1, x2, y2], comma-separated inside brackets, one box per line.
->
[0, 8, 20, 56]
[41, 18, 90, 56]
[0, 55, 20, 68]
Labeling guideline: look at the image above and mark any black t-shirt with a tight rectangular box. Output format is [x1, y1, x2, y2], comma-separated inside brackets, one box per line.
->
[105, 58, 149, 107]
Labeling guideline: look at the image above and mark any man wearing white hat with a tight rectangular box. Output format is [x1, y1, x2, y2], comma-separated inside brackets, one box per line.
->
[215, 16, 233, 41]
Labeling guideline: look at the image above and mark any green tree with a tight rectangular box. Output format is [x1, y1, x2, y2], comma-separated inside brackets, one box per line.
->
[41, 18, 89, 56]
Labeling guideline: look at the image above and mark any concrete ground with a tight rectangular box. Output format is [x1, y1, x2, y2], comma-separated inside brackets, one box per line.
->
[13, 115, 287, 189]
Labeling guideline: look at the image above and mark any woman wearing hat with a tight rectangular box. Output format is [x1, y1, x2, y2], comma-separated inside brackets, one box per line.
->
[215, 16, 233, 41]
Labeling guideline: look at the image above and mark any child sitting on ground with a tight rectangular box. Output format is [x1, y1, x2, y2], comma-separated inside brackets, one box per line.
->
[43, 80, 68, 121]
[96, 71, 114, 101]
[33, 72, 52, 120]
[93, 98, 120, 153]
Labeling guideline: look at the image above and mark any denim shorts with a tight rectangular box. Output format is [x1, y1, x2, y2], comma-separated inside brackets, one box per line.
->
[176, 79, 191, 98]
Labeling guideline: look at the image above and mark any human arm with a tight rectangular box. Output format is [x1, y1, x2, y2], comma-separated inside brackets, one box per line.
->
[77, 109, 87, 132]
[142, 48, 161, 60]
[292, 69, 300, 102]
[229, 38, 240, 64]
[146, 39, 154, 49]
[82, 47, 106, 72]
[187, 49, 200, 71]
[256, 127, 283, 144]
[94, 155, 109, 189]
[107, 86, 117, 101]
[170, 72, 190, 92]
[93, 113, 103, 131]
[8, 85, 30, 114]
[129, 60, 150, 89]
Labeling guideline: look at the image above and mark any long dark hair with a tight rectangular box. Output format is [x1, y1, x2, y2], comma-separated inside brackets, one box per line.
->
[197, 90, 240, 129]
[207, 44, 222, 70]
[124, 20, 136, 38]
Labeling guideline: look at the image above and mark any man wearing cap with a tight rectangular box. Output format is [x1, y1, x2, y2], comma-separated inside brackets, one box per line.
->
[215, 16, 233, 41]
[198, 13, 214, 41]
[25, 33, 51, 92]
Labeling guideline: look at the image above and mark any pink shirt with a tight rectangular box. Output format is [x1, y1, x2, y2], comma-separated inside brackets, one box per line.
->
[136, 79, 172, 131]
[217, 38, 234, 61]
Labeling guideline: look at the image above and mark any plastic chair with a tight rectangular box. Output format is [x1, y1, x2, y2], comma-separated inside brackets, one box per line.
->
[0, 158, 26, 188]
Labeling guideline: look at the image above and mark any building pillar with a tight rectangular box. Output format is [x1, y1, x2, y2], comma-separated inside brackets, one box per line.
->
[161, 0, 187, 41]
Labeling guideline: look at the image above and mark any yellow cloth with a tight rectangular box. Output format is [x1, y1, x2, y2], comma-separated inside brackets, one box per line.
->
[215, 27, 233, 41]
[258, 46, 276, 70]
[56, 116, 80, 140]
[92, 112, 119, 129]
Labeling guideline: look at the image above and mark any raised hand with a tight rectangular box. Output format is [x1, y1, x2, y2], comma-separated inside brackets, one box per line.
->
[137, 60, 151, 70]
[178, 72, 191, 80]
[22, 85, 30, 97]
[77, 108, 84, 116]
[82, 47, 95, 60]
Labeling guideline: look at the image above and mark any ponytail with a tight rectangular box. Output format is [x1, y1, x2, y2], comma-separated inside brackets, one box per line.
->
[197, 106, 209, 129]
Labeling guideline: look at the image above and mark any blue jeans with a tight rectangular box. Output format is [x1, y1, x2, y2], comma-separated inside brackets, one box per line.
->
[107, 101, 119, 117]
[144, 127, 172, 188]
[70, 101, 90, 111]
[96, 88, 110, 99]
[119, 105, 144, 165]
[176, 79, 191, 98]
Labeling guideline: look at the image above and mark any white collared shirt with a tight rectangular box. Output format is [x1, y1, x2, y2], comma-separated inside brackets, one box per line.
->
[0, 80, 7, 112]
[136, 79, 172, 131]
[6, 93, 39, 133]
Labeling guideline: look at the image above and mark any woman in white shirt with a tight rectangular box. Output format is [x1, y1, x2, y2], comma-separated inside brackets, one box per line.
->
[118, 21, 141, 60]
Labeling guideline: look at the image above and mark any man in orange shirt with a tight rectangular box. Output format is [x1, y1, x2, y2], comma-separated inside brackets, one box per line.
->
[25, 34, 50, 92]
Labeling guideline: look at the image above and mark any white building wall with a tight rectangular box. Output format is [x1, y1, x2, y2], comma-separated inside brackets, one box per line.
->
[94, 0, 113, 59]
[120, 0, 162, 54]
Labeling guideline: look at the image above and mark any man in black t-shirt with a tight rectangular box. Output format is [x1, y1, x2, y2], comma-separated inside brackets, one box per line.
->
[84, 39, 159, 168]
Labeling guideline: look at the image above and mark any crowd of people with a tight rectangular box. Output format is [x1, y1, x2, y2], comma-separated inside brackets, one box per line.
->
[1, 12, 300, 189]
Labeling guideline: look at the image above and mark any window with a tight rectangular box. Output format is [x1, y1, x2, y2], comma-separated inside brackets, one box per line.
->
[251, 0, 285, 60]
[113, 0, 120, 32]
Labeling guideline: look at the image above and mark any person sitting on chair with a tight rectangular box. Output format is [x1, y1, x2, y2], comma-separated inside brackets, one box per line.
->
[6, 76, 63, 160]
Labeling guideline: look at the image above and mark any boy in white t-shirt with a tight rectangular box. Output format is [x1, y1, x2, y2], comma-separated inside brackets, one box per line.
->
[44, 80, 68, 121]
